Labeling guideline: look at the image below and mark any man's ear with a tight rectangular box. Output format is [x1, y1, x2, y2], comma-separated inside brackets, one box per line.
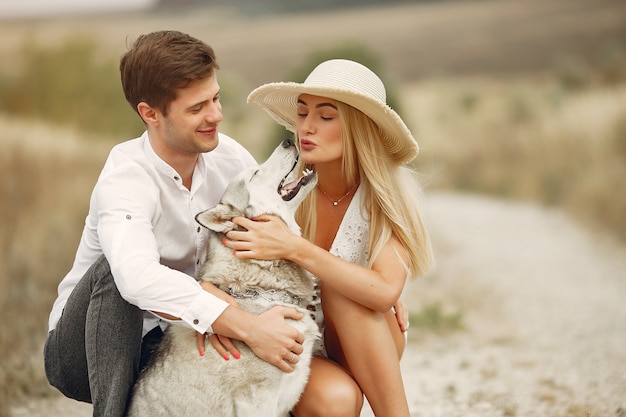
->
[196, 204, 241, 233]
[137, 102, 158, 126]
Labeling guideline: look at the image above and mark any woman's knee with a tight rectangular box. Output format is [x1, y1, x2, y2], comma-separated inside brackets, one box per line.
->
[294, 358, 363, 417]
[295, 383, 362, 417]
[318, 381, 362, 417]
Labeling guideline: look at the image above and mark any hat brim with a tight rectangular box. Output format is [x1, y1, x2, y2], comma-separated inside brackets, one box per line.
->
[247, 82, 418, 165]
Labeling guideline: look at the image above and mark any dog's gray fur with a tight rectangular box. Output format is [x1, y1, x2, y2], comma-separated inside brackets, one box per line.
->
[127, 140, 319, 417]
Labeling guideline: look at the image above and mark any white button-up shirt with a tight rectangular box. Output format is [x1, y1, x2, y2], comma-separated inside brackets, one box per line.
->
[48, 131, 257, 336]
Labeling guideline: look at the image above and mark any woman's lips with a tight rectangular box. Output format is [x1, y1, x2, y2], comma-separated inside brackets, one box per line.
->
[300, 139, 316, 151]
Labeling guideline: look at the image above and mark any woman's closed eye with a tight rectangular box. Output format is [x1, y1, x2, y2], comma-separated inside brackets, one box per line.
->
[297, 112, 334, 121]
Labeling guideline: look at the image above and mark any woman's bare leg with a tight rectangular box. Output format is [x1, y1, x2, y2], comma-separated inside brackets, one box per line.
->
[322, 286, 409, 417]
[292, 356, 363, 417]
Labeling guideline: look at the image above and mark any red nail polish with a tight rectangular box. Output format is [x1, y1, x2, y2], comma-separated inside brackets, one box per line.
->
[222, 239, 226, 245]
[234, 352, 240, 359]
[223, 354, 230, 361]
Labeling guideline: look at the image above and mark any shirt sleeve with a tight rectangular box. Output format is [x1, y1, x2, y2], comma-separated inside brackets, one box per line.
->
[95, 163, 227, 334]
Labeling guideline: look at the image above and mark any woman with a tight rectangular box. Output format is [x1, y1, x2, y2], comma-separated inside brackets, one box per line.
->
[225, 59, 433, 416]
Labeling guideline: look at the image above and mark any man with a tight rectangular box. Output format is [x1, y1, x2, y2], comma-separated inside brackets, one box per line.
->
[44, 30, 305, 417]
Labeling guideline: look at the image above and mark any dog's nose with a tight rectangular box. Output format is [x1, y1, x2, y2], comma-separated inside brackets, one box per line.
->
[282, 139, 295, 148]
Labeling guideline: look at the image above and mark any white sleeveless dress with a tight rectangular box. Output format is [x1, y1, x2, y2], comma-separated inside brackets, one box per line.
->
[307, 186, 370, 355]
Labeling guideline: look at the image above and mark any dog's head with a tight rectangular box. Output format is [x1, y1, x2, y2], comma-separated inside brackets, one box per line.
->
[196, 139, 317, 235]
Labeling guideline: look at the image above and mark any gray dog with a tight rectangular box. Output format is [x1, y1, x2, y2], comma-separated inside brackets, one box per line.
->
[127, 139, 319, 417]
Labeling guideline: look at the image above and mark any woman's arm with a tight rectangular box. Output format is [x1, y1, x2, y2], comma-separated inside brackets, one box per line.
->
[225, 215, 408, 312]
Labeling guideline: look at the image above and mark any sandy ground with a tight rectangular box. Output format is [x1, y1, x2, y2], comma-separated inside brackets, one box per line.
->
[373, 192, 626, 417]
[10, 192, 626, 417]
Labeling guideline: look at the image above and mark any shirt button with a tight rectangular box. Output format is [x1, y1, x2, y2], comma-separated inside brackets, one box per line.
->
[174, 175, 180, 181]
[193, 319, 199, 325]
[197, 226, 201, 232]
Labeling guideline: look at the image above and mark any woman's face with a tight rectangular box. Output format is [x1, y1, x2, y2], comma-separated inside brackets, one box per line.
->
[296, 94, 343, 166]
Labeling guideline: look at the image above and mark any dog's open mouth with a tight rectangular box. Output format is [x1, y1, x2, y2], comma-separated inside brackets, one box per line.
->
[278, 165, 315, 201]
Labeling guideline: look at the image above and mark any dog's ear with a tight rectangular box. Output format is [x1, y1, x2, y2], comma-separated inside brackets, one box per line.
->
[196, 204, 242, 233]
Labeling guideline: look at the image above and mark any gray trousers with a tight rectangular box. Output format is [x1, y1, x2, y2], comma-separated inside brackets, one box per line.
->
[44, 255, 158, 417]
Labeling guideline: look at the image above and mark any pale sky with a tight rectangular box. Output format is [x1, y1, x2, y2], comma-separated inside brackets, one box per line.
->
[0, 0, 157, 19]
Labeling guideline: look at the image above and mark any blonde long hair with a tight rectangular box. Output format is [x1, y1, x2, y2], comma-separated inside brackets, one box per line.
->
[296, 102, 433, 279]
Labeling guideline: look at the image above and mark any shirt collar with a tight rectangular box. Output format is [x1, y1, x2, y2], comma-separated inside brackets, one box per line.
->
[141, 131, 206, 193]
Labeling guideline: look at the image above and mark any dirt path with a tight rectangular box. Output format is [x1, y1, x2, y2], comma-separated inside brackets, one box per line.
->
[11, 192, 626, 417]
[366, 192, 626, 417]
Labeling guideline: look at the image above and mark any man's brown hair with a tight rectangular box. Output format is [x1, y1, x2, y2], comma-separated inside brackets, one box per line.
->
[120, 30, 219, 117]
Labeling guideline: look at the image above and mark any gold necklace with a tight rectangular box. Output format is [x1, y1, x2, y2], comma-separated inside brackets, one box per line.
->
[317, 183, 358, 206]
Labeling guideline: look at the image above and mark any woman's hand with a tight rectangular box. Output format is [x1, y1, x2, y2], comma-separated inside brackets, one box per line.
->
[393, 299, 409, 333]
[197, 332, 241, 361]
[196, 281, 241, 359]
[224, 215, 297, 261]
[199, 280, 238, 306]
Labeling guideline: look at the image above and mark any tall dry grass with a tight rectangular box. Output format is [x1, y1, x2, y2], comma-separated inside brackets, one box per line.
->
[408, 75, 626, 240]
[0, 117, 110, 416]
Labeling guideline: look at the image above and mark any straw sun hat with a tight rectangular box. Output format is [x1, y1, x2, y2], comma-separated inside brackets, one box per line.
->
[247, 59, 418, 165]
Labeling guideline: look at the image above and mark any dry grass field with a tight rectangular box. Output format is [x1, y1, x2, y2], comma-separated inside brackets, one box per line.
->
[1, 0, 625, 415]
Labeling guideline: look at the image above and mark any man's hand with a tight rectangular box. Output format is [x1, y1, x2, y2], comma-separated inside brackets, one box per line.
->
[209, 301, 305, 373]
[244, 305, 305, 373]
